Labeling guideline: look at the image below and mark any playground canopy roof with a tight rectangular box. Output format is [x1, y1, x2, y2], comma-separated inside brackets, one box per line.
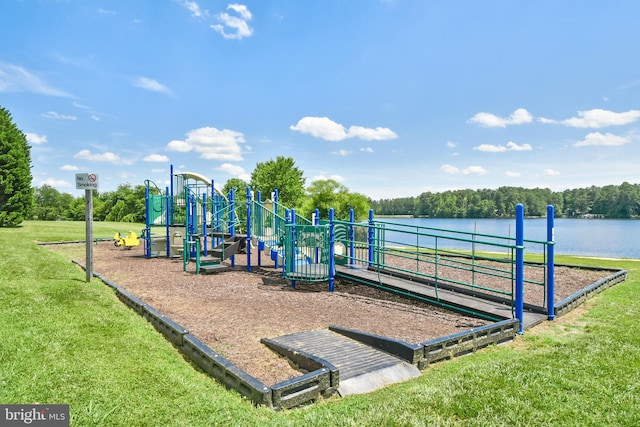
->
[176, 171, 226, 197]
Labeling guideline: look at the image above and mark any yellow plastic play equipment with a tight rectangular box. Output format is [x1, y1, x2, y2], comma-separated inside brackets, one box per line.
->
[114, 231, 140, 249]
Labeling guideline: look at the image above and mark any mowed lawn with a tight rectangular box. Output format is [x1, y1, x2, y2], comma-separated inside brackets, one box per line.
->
[1, 221, 639, 426]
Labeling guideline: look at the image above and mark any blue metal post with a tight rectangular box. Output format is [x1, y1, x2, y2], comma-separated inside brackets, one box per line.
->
[368, 209, 374, 266]
[229, 189, 235, 268]
[170, 164, 174, 225]
[144, 184, 151, 258]
[273, 189, 279, 237]
[211, 180, 215, 247]
[290, 208, 297, 288]
[246, 187, 252, 272]
[257, 191, 262, 267]
[515, 203, 525, 334]
[329, 208, 335, 292]
[202, 193, 208, 257]
[165, 188, 170, 258]
[547, 204, 555, 320]
[314, 208, 320, 263]
[349, 209, 355, 265]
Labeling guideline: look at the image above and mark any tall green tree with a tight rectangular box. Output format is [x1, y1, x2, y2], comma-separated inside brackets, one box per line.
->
[221, 178, 249, 201]
[250, 156, 306, 208]
[32, 184, 66, 220]
[0, 106, 33, 226]
[300, 179, 370, 221]
[95, 184, 146, 222]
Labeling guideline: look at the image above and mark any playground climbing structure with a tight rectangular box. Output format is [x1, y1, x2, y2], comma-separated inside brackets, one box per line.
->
[143, 166, 245, 273]
[145, 166, 561, 333]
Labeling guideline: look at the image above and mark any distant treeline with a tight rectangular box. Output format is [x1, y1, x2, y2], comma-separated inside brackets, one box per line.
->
[370, 182, 640, 219]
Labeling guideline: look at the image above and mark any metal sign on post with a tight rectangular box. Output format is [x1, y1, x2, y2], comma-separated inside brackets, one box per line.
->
[76, 173, 99, 282]
[76, 173, 99, 190]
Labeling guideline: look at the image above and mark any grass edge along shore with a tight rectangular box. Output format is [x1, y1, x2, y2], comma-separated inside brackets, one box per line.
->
[1, 221, 639, 426]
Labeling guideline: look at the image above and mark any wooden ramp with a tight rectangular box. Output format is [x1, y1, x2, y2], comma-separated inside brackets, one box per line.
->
[264, 329, 421, 396]
[336, 265, 546, 329]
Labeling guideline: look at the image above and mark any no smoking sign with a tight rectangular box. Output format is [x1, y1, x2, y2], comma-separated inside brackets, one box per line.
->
[76, 173, 99, 190]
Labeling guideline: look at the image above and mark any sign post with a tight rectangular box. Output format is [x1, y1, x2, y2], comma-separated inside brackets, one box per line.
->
[76, 173, 99, 282]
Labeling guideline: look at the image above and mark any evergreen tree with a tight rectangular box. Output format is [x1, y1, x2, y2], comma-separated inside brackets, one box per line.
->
[0, 106, 33, 226]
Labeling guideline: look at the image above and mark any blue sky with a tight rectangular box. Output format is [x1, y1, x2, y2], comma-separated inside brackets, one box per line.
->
[2, 0, 640, 200]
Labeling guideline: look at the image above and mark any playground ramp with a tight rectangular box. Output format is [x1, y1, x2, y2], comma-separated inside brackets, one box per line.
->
[262, 329, 421, 397]
[335, 265, 548, 328]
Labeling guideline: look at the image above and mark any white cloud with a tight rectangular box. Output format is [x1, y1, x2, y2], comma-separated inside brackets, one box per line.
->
[332, 149, 351, 156]
[543, 169, 561, 176]
[39, 178, 72, 188]
[0, 62, 72, 97]
[540, 109, 640, 128]
[468, 108, 533, 128]
[98, 8, 116, 15]
[474, 141, 533, 152]
[441, 164, 487, 175]
[132, 77, 173, 96]
[176, 0, 207, 17]
[291, 117, 348, 141]
[311, 173, 346, 183]
[151, 168, 165, 173]
[166, 127, 246, 161]
[167, 140, 192, 152]
[74, 149, 123, 164]
[348, 125, 398, 141]
[290, 116, 398, 141]
[446, 141, 457, 148]
[462, 166, 487, 175]
[573, 132, 631, 147]
[25, 133, 47, 144]
[217, 163, 250, 181]
[61, 164, 79, 171]
[211, 4, 254, 40]
[505, 171, 521, 177]
[360, 147, 374, 153]
[441, 164, 460, 174]
[42, 111, 77, 120]
[143, 154, 170, 162]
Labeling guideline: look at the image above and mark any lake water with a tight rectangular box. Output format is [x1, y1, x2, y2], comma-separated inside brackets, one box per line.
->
[376, 218, 640, 259]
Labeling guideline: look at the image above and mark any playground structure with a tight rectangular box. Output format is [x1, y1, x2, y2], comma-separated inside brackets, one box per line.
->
[132, 167, 629, 408]
[143, 166, 246, 274]
[143, 166, 562, 334]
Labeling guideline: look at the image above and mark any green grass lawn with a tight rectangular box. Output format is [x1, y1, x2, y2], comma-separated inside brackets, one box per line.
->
[1, 221, 639, 426]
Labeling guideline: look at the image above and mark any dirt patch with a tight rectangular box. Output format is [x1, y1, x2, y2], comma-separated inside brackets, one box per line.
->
[46, 242, 611, 385]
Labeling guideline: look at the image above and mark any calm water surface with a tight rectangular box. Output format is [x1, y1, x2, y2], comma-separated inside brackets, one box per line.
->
[377, 218, 640, 259]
